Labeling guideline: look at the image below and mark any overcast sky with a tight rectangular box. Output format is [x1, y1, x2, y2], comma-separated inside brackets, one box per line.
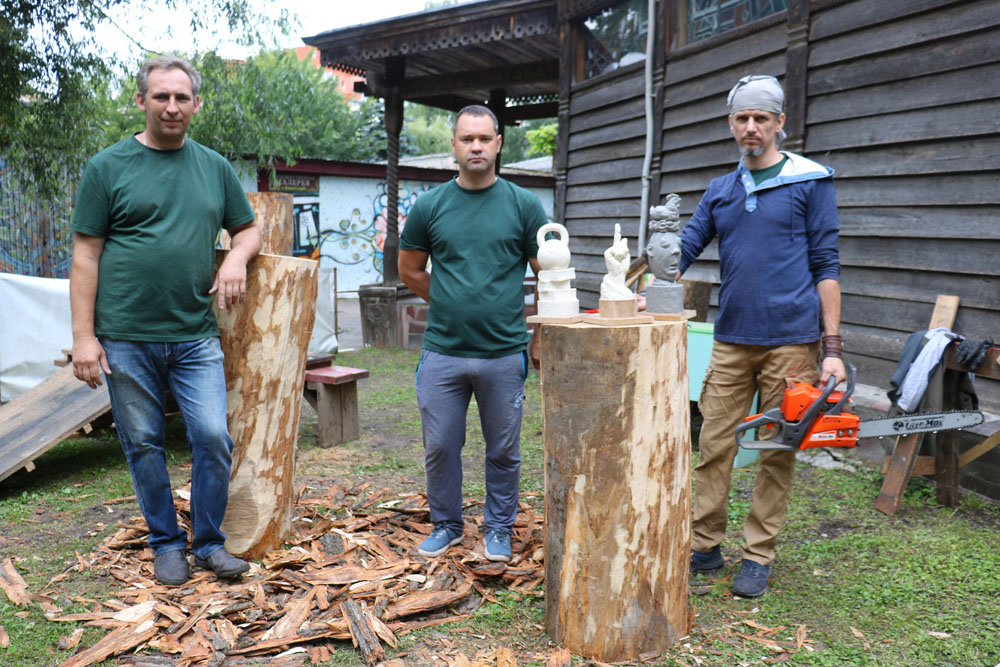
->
[93, 0, 466, 64]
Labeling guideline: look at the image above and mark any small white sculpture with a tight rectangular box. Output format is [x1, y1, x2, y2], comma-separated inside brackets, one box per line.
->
[535, 222, 579, 318]
[600, 223, 633, 301]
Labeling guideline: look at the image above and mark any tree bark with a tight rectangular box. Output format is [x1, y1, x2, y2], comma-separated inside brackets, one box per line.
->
[221, 192, 294, 255]
[215, 251, 318, 559]
[540, 320, 692, 662]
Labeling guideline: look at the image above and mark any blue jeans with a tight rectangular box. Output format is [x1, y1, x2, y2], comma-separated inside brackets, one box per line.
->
[415, 349, 527, 531]
[101, 337, 234, 560]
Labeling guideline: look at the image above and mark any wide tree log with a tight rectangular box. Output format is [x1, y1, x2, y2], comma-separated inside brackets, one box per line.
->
[221, 192, 294, 255]
[215, 252, 318, 558]
[539, 320, 692, 662]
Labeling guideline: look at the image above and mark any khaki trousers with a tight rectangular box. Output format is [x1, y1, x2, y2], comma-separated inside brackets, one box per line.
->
[692, 340, 820, 565]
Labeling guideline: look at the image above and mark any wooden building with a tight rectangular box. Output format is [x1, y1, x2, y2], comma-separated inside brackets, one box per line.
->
[307, 0, 999, 491]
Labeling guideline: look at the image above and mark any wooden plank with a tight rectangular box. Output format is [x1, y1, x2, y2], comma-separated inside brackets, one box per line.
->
[566, 181, 643, 204]
[806, 100, 999, 153]
[569, 97, 644, 135]
[661, 117, 730, 152]
[304, 365, 370, 385]
[662, 52, 786, 108]
[810, 0, 959, 41]
[839, 266, 1000, 311]
[569, 71, 646, 116]
[566, 157, 646, 187]
[809, 0, 1000, 68]
[660, 141, 735, 174]
[838, 294, 995, 340]
[808, 63, 1000, 125]
[0, 365, 111, 484]
[808, 27, 1000, 96]
[839, 237, 1000, 277]
[837, 205, 1000, 240]
[958, 429, 1000, 469]
[875, 295, 958, 516]
[565, 199, 645, 219]
[936, 369, 962, 506]
[567, 116, 648, 153]
[568, 136, 646, 168]
[826, 137, 1000, 181]
[665, 22, 786, 85]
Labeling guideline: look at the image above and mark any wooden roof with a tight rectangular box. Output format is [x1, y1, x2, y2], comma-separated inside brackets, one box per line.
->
[301, 0, 559, 112]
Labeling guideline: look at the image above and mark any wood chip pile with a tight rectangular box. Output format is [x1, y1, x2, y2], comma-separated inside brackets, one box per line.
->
[7, 483, 546, 666]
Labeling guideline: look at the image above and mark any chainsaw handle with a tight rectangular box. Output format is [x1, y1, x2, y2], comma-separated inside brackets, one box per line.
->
[734, 408, 784, 446]
[825, 363, 856, 416]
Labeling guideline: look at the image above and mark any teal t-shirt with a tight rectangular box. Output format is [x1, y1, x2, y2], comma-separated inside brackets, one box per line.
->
[71, 136, 256, 341]
[750, 156, 788, 185]
[400, 177, 547, 358]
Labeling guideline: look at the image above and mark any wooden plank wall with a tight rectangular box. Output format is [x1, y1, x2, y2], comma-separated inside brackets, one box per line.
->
[563, 62, 649, 299]
[561, 0, 1000, 416]
[806, 0, 1000, 414]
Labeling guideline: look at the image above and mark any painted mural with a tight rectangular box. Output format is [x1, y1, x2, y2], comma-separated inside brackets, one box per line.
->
[289, 177, 436, 292]
[0, 159, 76, 278]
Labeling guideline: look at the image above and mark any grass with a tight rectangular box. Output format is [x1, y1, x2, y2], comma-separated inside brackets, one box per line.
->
[1, 347, 999, 665]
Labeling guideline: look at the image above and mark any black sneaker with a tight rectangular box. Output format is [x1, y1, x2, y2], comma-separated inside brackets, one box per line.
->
[153, 549, 190, 586]
[690, 545, 724, 572]
[732, 559, 770, 597]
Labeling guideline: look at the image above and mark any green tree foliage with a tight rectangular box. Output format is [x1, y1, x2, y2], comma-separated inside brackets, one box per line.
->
[0, 0, 287, 196]
[189, 50, 383, 165]
[403, 103, 454, 156]
[525, 122, 557, 157]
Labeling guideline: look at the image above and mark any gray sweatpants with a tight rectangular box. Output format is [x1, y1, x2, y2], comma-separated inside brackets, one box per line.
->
[415, 348, 527, 531]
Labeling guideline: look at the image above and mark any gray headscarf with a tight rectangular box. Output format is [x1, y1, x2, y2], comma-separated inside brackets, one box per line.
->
[727, 75, 784, 115]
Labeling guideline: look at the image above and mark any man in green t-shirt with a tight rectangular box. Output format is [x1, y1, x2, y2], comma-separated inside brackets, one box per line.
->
[399, 105, 547, 562]
[69, 55, 261, 586]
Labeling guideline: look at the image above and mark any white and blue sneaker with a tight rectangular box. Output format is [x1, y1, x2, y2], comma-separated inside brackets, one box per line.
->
[418, 525, 464, 557]
[484, 527, 513, 562]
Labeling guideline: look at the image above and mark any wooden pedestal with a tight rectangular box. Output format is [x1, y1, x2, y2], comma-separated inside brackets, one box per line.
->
[539, 320, 692, 662]
[215, 252, 318, 559]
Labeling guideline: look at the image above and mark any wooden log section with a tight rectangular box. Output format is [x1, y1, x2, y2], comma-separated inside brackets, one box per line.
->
[215, 251, 318, 559]
[540, 320, 692, 662]
[221, 192, 294, 255]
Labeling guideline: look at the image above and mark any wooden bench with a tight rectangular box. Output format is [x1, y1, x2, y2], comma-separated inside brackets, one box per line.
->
[302, 365, 369, 446]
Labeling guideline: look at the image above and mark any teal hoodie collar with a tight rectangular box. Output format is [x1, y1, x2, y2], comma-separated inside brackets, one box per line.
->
[738, 151, 834, 212]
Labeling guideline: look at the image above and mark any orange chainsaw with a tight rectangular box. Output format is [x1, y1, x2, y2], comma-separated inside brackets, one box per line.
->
[735, 364, 984, 451]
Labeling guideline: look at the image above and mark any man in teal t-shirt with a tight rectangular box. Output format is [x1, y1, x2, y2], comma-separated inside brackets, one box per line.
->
[399, 105, 547, 562]
[69, 55, 261, 586]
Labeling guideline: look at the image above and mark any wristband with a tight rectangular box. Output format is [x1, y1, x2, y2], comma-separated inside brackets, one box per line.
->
[821, 334, 843, 359]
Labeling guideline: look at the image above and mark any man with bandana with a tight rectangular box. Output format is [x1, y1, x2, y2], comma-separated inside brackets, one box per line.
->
[679, 75, 847, 597]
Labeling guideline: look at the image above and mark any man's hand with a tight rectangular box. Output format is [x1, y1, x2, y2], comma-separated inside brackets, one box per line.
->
[820, 355, 847, 387]
[209, 255, 248, 310]
[72, 336, 111, 389]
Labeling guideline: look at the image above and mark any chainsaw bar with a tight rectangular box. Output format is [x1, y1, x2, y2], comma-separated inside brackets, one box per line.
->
[856, 410, 984, 439]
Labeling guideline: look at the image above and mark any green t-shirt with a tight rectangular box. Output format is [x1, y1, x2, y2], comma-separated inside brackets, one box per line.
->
[750, 156, 789, 185]
[400, 177, 547, 358]
[71, 136, 256, 341]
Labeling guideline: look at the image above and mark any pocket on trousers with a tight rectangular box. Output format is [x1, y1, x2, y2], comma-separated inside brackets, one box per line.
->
[698, 366, 748, 420]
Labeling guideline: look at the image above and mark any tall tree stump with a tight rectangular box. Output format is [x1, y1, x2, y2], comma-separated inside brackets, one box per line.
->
[540, 320, 692, 662]
[221, 192, 294, 255]
[215, 252, 318, 559]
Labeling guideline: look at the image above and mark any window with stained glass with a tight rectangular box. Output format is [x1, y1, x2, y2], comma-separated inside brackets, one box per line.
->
[685, 0, 786, 44]
[580, 0, 649, 80]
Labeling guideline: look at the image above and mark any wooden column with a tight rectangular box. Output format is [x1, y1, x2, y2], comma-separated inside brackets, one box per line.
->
[783, 0, 810, 153]
[220, 192, 294, 255]
[215, 252, 318, 559]
[382, 55, 405, 286]
[540, 320, 692, 662]
[488, 88, 507, 175]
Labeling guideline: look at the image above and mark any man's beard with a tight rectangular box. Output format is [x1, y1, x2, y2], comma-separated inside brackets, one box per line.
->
[739, 143, 765, 158]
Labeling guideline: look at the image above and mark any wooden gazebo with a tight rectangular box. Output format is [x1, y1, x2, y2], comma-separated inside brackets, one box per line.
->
[303, 0, 560, 346]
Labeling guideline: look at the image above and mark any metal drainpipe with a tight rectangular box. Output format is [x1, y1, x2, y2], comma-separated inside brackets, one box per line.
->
[636, 0, 656, 288]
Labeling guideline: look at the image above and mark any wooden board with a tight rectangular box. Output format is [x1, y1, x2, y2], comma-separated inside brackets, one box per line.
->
[215, 252, 318, 558]
[540, 320, 691, 661]
[0, 365, 111, 483]
[220, 192, 294, 256]
[526, 314, 585, 324]
[875, 295, 958, 516]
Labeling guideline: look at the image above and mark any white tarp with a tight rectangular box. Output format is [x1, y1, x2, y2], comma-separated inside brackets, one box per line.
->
[0, 272, 72, 402]
[307, 266, 339, 358]
[1, 267, 338, 402]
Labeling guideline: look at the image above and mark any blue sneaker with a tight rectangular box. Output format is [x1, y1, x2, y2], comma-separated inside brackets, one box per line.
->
[690, 545, 724, 572]
[732, 559, 771, 597]
[418, 525, 463, 557]
[484, 527, 513, 562]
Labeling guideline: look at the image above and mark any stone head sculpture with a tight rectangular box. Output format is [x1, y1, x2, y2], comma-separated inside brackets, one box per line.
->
[646, 194, 682, 283]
